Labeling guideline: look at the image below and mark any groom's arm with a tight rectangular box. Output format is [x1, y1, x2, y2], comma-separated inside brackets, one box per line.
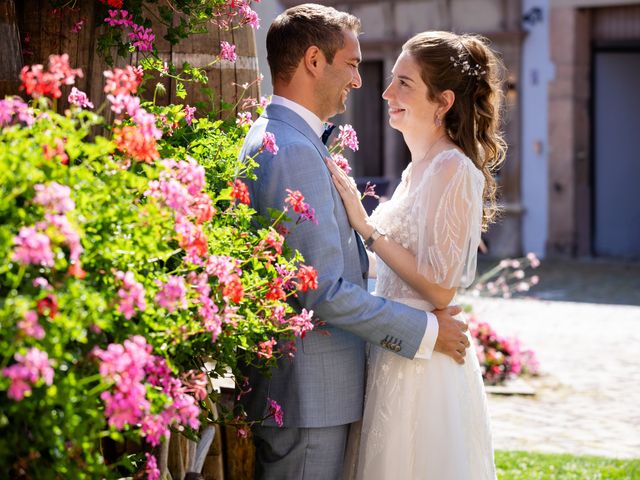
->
[254, 141, 433, 359]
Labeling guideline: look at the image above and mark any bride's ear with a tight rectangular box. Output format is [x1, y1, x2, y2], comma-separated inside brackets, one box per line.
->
[438, 90, 455, 116]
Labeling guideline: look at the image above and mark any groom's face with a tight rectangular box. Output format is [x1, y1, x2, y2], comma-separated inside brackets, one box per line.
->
[318, 29, 362, 120]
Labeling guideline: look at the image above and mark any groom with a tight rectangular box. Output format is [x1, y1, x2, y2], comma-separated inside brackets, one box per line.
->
[239, 4, 470, 478]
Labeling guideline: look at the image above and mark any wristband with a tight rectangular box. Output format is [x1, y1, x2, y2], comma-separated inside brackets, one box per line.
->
[365, 227, 385, 249]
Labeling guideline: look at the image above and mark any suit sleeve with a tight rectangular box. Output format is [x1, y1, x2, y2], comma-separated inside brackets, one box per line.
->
[254, 141, 428, 359]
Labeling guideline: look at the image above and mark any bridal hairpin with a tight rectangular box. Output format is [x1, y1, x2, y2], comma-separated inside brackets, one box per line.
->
[450, 53, 486, 77]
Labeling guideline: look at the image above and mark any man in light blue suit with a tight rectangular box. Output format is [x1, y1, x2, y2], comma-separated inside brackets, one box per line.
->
[239, 4, 470, 478]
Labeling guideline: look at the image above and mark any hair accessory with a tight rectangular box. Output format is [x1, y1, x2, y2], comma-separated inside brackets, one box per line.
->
[450, 53, 486, 77]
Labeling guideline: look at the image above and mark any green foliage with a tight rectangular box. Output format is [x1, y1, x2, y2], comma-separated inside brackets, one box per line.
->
[495, 450, 640, 479]
[0, 90, 305, 478]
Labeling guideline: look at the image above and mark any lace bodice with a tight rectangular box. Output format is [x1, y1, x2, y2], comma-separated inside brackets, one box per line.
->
[370, 149, 485, 300]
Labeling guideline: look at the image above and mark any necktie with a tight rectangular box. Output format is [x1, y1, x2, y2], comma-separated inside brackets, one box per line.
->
[321, 123, 336, 145]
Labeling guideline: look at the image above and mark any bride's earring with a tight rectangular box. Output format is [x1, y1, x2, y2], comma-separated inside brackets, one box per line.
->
[435, 114, 442, 127]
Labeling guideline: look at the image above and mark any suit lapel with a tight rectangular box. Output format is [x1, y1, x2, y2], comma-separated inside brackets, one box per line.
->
[263, 104, 369, 282]
[263, 104, 329, 158]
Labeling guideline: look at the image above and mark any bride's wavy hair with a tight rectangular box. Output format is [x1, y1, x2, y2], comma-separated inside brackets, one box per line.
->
[403, 31, 507, 230]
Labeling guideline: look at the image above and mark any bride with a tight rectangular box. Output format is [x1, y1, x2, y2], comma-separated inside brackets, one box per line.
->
[327, 31, 506, 479]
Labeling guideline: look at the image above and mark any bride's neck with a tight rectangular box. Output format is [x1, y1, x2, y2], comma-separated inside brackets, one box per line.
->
[404, 130, 445, 164]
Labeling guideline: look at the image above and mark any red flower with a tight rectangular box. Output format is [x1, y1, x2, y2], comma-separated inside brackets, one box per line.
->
[99, 0, 123, 7]
[230, 179, 250, 205]
[68, 262, 87, 279]
[295, 265, 318, 292]
[265, 278, 286, 301]
[222, 275, 244, 303]
[37, 294, 58, 318]
[285, 189, 305, 214]
[113, 125, 159, 163]
[257, 338, 277, 359]
[43, 138, 69, 165]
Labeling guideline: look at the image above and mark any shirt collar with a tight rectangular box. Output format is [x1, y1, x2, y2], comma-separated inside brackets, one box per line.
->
[270, 95, 325, 138]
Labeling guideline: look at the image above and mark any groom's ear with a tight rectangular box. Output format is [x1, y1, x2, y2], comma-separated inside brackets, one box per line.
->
[303, 45, 326, 78]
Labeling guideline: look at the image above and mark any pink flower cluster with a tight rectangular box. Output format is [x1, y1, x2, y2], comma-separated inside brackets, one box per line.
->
[236, 111, 253, 127]
[184, 105, 196, 125]
[155, 276, 188, 312]
[104, 10, 155, 52]
[331, 153, 351, 174]
[115, 271, 147, 319]
[17, 310, 45, 340]
[285, 189, 317, 224]
[12, 226, 55, 267]
[105, 74, 161, 142]
[67, 86, 94, 109]
[469, 315, 539, 385]
[212, 1, 261, 30]
[2, 348, 54, 401]
[145, 158, 214, 264]
[220, 41, 237, 63]
[12, 182, 83, 268]
[0, 96, 35, 127]
[145, 453, 160, 480]
[43, 214, 83, 263]
[33, 182, 75, 213]
[104, 65, 143, 96]
[471, 253, 541, 299]
[262, 132, 279, 155]
[94, 336, 201, 446]
[337, 124, 359, 152]
[288, 308, 314, 338]
[20, 53, 83, 99]
[267, 398, 284, 427]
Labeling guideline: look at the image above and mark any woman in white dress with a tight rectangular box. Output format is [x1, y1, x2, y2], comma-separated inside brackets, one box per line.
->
[327, 31, 507, 479]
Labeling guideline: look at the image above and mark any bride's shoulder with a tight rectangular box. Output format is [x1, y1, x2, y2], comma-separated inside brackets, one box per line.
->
[430, 148, 472, 174]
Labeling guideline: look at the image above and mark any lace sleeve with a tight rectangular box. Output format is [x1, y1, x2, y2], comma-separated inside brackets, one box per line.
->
[413, 151, 484, 289]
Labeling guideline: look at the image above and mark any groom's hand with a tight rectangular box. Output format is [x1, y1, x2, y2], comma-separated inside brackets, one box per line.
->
[433, 305, 470, 364]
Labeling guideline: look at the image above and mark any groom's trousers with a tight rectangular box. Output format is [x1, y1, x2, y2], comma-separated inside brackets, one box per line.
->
[252, 424, 349, 480]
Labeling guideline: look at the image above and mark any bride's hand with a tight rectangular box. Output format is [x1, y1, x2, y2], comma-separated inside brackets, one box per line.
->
[325, 157, 371, 236]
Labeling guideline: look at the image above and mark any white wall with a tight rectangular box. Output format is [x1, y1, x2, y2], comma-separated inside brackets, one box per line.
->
[253, 1, 285, 96]
[521, 0, 554, 257]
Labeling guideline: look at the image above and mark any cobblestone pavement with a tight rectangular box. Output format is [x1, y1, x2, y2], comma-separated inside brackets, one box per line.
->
[461, 295, 640, 459]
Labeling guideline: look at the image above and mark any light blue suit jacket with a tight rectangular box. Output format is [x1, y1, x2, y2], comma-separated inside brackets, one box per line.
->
[239, 104, 429, 428]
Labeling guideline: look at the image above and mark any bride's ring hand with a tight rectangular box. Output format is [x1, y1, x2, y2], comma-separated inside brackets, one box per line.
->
[325, 157, 369, 233]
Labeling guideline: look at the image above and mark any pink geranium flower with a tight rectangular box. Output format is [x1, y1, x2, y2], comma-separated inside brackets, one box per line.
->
[236, 111, 253, 127]
[288, 309, 314, 337]
[68, 87, 93, 108]
[33, 182, 75, 213]
[262, 132, 279, 155]
[12, 226, 55, 267]
[240, 4, 260, 29]
[220, 41, 237, 62]
[2, 348, 54, 401]
[115, 271, 147, 319]
[267, 398, 284, 427]
[17, 310, 45, 340]
[184, 105, 196, 125]
[331, 153, 351, 174]
[155, 276, 188, 312]
[337, 124, 359, 152]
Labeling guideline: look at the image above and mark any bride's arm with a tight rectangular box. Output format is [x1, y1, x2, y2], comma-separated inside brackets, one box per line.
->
[359, 224, 455, 309]
[326, 159, 455, 309]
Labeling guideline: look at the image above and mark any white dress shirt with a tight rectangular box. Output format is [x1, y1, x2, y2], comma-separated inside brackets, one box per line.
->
[269, 95, 439, 359]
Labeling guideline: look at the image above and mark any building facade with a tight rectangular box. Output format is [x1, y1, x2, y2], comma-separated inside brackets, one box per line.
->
[257, 0, 640, 260]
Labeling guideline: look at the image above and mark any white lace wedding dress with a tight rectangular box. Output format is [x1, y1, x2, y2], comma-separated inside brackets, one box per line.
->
[348, 149, 496, 480]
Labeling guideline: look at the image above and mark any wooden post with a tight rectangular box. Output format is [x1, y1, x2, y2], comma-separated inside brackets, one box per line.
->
[0, 0, 22, 98]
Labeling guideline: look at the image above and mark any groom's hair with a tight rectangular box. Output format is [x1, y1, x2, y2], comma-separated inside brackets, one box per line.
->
[267, 3, 361, 84]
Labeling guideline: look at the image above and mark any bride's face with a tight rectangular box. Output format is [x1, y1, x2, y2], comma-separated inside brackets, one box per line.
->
[382, 52, 440, 135]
